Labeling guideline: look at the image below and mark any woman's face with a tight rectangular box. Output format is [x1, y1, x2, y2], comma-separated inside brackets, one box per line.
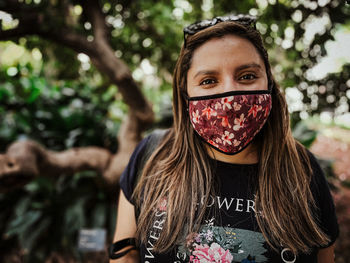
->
[187, 34, 268, 97]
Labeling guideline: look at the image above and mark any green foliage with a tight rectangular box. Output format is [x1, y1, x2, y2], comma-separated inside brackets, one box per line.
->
[0, 63, 118, 152]
[292, 120, 318, 148]
[0, 172, 115, 261]
[0, 63, 119, 261]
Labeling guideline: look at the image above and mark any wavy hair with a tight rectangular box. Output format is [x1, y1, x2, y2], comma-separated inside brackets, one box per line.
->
[134, 21, 330, 254]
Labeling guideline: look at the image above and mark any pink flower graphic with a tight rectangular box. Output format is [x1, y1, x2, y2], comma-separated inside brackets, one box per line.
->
[204, 230, 213, 242]
[214, 102, 222, 110]
[215, 137, 222, 144]
[233, 139, 240, 147]
[192, 109, 200, 124]
[221, 131, 234, 145]
[258, 95, 265, 104]
[190, 256, 200, 263]
[233, 113, 245, 131]
[240, 132, 247, 141]
[263, 104, 270, 117]
[208, 140, 219, 148]
[191, 243, 233, 263]
[202, 107, 217, 120]
[221, 96, 233, 110]
[248, 104, 262, 118]
[218, 115, 231, 128]
[233, 102, 241, 111]
[240, 95, 248, 104]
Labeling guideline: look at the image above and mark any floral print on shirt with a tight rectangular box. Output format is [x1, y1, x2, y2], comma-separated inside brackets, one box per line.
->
[176, 218, 268, 263]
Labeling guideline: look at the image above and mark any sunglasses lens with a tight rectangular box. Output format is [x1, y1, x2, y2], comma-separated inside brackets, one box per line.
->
[183, 15, 257, 46]
[188, 19, 214, 32]
[199, 19, 214, 27]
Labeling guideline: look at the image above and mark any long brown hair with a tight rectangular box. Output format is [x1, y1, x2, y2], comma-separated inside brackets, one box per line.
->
[134, 21, 329, 254]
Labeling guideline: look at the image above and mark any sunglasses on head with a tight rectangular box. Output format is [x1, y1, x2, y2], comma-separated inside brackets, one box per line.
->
[183, 14, 257, 47]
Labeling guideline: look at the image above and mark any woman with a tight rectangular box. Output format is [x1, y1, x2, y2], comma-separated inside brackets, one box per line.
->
[111, 15, 339, 263]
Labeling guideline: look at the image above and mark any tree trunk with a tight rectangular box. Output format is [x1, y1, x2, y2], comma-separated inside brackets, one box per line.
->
[0, 1, 155, 191]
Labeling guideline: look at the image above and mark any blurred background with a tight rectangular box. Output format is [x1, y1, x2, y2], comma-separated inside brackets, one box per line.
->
[0, 0, 349, 262]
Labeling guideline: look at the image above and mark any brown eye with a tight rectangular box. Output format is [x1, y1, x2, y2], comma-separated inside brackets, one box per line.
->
[200, 78, 217, 85]
[239, 74, 257, 80]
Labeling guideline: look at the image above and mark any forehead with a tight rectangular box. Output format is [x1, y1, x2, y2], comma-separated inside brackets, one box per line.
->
[189, 34, 265, 72]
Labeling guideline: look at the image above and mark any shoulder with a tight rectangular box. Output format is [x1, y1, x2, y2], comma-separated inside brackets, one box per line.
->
[303, 148, 339, 247]
[119, 129, 170, 203]
[303, 148, 331, 194]
[119, 136, 151, 204]
[300, 147, 329, 199]
[294, 142, 328, 188]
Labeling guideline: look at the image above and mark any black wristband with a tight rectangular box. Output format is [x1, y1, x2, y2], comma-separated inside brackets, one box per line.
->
[109, 238, 138, 259]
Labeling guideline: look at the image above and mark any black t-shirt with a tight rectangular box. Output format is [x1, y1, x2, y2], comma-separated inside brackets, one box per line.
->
[120, 135, 339, 263]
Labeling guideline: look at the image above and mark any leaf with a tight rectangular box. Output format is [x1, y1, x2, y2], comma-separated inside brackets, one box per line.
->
[63, 197, 87, 234]
[27, 78, 43, 103]
[91, 203, 106, 228]
[5, 210, 42, 237]
[292, 121, 318, 148]
[20, 77, 31, 91]
[25, 177, 54, 195]
[102, 85, 118, 102]
[14, 196, 32, 217]
[20, 217, 51, 252]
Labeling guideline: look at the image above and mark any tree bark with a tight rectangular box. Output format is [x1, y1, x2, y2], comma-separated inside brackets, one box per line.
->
[0, 140, 112, 192]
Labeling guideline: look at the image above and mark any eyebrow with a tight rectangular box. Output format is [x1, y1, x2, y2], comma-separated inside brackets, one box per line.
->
[193, 63, 263, 79]
[236, 63, 263, 72]
[193, 70, 219, 79]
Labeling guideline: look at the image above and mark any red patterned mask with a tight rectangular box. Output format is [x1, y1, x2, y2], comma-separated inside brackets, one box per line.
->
[186, 90, 272, 155]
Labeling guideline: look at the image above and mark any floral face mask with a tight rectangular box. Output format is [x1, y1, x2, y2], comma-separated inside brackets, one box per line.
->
[186, 90, 272, 155]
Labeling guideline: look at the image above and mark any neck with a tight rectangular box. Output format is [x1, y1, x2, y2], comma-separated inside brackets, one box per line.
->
[205, 143, 258, 164]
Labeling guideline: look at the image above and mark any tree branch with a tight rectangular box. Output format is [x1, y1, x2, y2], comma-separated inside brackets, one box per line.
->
[81, 0, 109, 42]
[0, 140, 112, 192]
[78, 0, 154, 122]
[0, 14, 96, 56]
[104, 110, 144, 185]
[43, 28, 97, 55]
[89, 50, 154, 124]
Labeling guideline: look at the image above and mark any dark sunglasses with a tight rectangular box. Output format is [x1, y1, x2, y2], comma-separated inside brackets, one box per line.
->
[183, 14, 257, 47]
